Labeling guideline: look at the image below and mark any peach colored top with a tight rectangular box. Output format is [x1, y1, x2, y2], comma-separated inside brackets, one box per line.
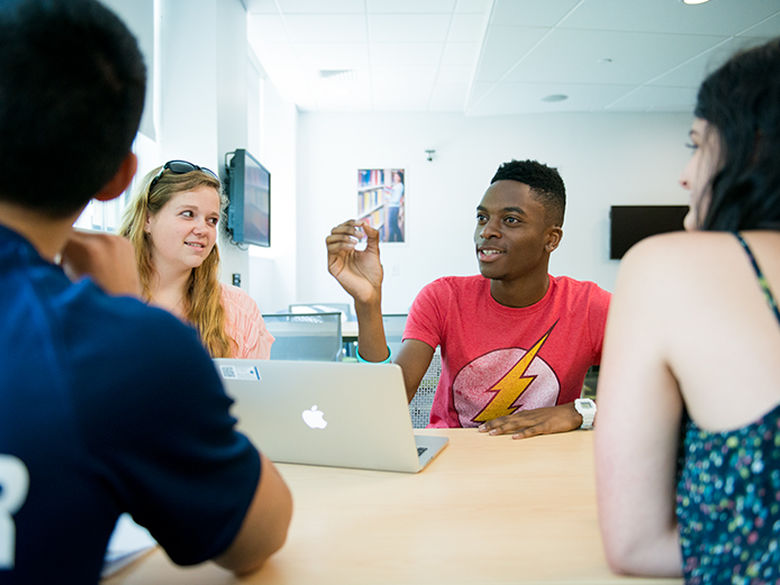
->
[220, 283, 274, 359]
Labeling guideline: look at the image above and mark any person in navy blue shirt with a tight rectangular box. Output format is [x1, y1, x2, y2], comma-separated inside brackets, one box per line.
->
[0, 1, 292, 583]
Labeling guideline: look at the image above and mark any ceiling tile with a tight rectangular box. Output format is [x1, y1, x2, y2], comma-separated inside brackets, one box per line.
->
[468, 81, 495, 104]
[294, 43, 370, 68]
[248, 14, 289, 42]
[436, 65, 474, 83]
[372, 66, 438, 91]
[429, 81, 470, 110]
[372, 94, 431, 110]
[284, 14, 367, 43]
[275, 0, 364, 13]
[466, 82, 634, 115]
[473, 26, 550, 82]
[648, 37, 769, 88]
[490, 0, 582, 27]
[372, 69, 436, 110]
[305, 83, 373, 110]
[245, 0, 278, 14]
[246, 0, 779, 113]
[448, 13, 488, 42]
[455, 0, 493, 14]
[370, 43, 444, 66]
[440, 42, 480, 66]
[367, 0, 456, 14]
[607, 85, 699, 112]
[738, 12, 780, 37]
[372, 73, 432, 109]
[368, 14, 452, 42]
[251, 41, 300, 64]
[561, 0, 780, 36]
[311, 78, 372, 109]
[504, 29, 726, 85]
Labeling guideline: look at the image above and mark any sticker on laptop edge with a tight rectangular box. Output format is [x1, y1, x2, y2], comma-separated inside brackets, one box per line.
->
[219, 365, 261, 381]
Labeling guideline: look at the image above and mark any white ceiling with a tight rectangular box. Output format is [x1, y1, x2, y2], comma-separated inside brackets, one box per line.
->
[245, 0, 780, 115]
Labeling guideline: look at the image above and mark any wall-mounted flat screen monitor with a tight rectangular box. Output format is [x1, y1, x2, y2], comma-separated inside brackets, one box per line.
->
[610, 205, 689, 259]
[226, 148, 270, 247]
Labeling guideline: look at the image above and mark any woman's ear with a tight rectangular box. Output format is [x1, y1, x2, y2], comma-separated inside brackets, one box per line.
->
[94, 153, 137, 202]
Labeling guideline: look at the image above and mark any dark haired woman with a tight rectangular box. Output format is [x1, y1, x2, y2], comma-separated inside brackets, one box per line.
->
[595, 37, 780, 583]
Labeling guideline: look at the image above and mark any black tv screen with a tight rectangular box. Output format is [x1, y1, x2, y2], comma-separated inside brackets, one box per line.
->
[226, 148, 270, 247]
[610, 205, 689, 259]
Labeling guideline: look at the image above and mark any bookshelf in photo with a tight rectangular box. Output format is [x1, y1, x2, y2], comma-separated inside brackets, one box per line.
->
[357, 168, 405, 243]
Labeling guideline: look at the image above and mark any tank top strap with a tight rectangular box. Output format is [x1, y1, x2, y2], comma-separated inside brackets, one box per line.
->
[734, 232, 780, 326]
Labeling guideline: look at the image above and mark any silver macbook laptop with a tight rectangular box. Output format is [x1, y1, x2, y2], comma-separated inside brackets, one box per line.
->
[214, 359, 448, 473]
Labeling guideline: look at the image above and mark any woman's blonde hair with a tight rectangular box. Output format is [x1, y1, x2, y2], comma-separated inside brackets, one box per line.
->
[120, 165, 236, 358]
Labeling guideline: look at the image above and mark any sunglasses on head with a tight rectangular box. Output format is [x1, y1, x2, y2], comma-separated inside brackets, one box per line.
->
[149, 160, 218, 190]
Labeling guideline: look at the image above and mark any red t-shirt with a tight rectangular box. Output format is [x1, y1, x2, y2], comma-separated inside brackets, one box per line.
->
[404, 274, 611, 428]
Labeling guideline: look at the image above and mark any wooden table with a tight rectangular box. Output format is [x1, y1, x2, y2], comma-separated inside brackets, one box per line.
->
[103, 429, 682, 584]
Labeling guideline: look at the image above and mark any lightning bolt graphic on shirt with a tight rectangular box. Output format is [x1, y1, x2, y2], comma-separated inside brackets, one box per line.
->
[472, 322, 557, 423]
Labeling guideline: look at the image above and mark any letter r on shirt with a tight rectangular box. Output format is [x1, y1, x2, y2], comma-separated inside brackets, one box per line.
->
[0, 454, 29, 569]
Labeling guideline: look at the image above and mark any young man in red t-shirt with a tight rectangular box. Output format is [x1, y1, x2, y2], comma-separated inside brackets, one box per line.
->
[326, 160, 610, 438]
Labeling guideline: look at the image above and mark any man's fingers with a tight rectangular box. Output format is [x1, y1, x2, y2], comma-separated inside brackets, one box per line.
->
[61, 231, 141, 296]
[361, 220, 379, 238]
[329, 219, 366, 238]
[479, 412, 536, 433]
[477, 404, 581, 439]
[325, 236, 357, 253]
[512, 424, 545, 440]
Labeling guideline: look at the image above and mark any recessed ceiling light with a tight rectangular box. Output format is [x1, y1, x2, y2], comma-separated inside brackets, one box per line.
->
[682, 0, 711, 5]
[542, 94, 568, 103]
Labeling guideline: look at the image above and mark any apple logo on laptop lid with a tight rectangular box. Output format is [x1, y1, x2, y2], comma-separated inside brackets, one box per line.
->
[302, 405, 327, 429]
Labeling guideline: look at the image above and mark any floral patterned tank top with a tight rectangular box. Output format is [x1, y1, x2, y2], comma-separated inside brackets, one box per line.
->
[675, 234, 780, 584]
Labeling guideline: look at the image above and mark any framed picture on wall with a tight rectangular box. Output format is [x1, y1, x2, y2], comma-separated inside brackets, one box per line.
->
[357, 168, 405, 243]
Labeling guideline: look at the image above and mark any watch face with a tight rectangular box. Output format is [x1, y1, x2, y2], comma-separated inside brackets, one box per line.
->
[576, 400, 595, 411]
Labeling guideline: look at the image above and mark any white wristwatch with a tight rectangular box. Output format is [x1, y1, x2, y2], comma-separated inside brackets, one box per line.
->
[574, 398, 597, 430]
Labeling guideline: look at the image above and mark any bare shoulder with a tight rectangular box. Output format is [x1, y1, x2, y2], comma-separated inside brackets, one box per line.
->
[619, 231, 751, 286]
[610, 231, 765, 321]
[609, 230, 780, 430]
[624, 230, 780, 278]
[623, 231, 734, 263]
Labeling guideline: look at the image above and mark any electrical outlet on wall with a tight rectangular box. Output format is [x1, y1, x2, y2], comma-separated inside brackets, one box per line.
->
[232, 273, 241, 287]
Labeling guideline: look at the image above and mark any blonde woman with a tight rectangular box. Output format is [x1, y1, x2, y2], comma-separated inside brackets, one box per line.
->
[121, 160, 274, 358]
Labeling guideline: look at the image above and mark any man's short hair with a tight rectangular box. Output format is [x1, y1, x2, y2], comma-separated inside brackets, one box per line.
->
[0, 0, 146, 218]
[491, 159, 566, 227]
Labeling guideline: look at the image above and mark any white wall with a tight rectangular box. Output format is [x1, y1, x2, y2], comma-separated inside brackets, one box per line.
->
[157, 0, 244, 282]
[296, 111, 692, 313]
[112, 1, 693, 316]
[101, 0, 156, 141]
[247, 75, 299, 314]
[104, 0, 298, 314]
[151, 0, 300, 308]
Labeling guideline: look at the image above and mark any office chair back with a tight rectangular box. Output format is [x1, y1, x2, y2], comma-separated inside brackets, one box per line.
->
[377, 313, 436, 428]
[409, 349, 440, 428]
[262, 312, 343, 361]
[381, 313, 407, 356]
[289, 302, 354, 324]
